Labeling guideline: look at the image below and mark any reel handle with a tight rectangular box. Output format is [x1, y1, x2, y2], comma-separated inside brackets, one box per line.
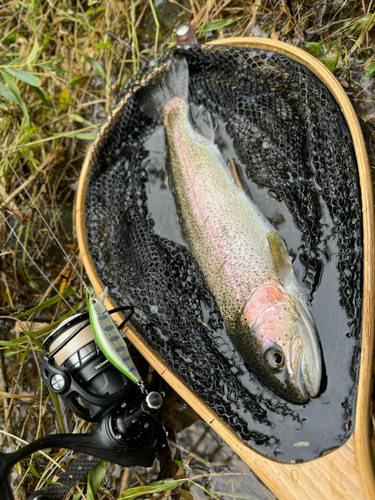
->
[0, 404, 166, 500]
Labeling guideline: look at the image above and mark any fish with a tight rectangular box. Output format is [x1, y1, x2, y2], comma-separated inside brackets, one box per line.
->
[140, 57, 322, 404]
[87, 287, 142, 386]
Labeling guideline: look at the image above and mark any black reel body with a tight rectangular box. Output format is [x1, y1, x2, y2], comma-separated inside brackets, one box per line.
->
[0, 311, 166, 500]
[41, 312, 138, 421]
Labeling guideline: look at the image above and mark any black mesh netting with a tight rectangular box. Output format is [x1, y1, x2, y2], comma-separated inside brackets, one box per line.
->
[84, 45, 363, 463]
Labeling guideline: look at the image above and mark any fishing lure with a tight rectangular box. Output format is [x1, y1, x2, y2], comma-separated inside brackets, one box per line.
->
[87, 287, 143, 387]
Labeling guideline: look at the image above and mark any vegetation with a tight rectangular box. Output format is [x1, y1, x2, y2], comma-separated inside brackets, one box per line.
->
[1, 0, 375, 498]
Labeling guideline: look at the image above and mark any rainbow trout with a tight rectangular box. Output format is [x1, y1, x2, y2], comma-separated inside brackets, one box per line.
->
[141, 57, 322, 403]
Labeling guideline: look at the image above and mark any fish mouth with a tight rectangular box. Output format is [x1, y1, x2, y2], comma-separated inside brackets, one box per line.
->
[289, 335, 321, 402]
[287, 299, 322, 402]
[299, 359, 311, 399]
[300, 356, 321, 399]
[288, 336, 307, 402]
[291, 345, 321, 401]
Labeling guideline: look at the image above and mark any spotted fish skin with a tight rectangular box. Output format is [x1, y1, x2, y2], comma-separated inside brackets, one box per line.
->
[140, 57, 322, 404]
[88, 296, 141, 384]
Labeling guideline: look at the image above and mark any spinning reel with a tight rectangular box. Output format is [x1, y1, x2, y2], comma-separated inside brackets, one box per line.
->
[0, 309, 167, 500]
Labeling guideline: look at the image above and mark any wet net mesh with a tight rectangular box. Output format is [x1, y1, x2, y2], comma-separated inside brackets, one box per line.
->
[85, 45, 363, 462]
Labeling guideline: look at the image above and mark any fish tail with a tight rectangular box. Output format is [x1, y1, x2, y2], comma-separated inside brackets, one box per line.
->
[139, 57, 189, 119]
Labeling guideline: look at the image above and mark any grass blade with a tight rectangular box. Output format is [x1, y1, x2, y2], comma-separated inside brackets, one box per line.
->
[119, 479, 186, 499]
[0, 81, 18, 102]
[149, 0, 160, 30]
[70, 113, 85, 123]
[16, 288, 75, 318]
[201, 17, 243, 33]
[70, 75, 89, 88]
[0, 69, 30, 124]
[25, 38, 40, 65]
[5, 68, 41, 87]
[87, 460, 109, 499]
[305, 42, 324, 57]
[74, 132, 97, 140]
[365, 60, 375, 76]
[83, 55, 105, 78]
[32, 86, 50, 106]
[48, 389, 66, 432]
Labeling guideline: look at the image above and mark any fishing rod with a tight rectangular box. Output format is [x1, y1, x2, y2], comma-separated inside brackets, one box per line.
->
[7, 159, 90, 295]
[5, 157, 146, 390]
[0, 159, 167, 500]
[0, 211, 76, 313]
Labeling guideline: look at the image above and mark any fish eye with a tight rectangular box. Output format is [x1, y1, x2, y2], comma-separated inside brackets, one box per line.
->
[264, 348, 285, 371]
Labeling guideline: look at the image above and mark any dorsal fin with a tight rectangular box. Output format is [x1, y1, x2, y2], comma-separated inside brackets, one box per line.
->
[267, 232, 295, 285]
[229, 156, 244, 191]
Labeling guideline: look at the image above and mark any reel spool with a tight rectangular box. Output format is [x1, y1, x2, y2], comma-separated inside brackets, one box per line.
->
[41, 311, 138, 421]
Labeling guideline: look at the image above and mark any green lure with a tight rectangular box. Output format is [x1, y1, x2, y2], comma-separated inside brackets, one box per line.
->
[87, 287, 142, 385]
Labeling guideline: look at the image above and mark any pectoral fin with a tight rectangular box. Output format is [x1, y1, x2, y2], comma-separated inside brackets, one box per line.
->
[229, 156, 245, 191]
[267, 232, 295, 286]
